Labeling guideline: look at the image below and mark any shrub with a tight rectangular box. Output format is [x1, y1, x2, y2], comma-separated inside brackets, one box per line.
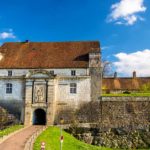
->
[123, 91, 131, 94]
[140, 82, 150, 93]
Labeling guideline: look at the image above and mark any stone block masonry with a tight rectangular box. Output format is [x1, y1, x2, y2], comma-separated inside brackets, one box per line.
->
[57, 97, 150, 130]
[100, 97, 150, 130]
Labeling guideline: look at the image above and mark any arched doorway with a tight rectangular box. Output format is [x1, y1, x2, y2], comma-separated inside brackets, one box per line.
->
[33, 108, 46, 125]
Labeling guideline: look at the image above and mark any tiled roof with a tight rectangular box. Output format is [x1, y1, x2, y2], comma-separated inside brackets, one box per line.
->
[102, 77, 150, 90]
[0, 41, 100, 69]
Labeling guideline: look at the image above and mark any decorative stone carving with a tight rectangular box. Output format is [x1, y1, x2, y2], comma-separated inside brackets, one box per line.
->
[34, 85, 46, 103]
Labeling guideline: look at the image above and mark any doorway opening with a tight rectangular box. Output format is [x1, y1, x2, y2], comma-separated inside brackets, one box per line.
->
[33, 108, 46, 125]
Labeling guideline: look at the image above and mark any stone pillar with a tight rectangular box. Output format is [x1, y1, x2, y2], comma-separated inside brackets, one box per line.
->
[46, 79, 56, 125]
[24, 80, 33, 126]
[89, 51, 101, 101]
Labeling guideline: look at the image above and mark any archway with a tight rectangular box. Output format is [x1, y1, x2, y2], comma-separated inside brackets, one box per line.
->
[33, 109, 46, 125]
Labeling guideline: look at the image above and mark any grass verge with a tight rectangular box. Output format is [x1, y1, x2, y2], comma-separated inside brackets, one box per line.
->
[102, 93, 150, 97]
[34, 126, 111, 150]
[0, 125, 23, 138]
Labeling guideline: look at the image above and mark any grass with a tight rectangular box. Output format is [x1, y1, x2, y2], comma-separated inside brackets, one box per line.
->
[102, 93, 150, 97]
[0, 125, 23, 138]
[34, 126, 111, 150]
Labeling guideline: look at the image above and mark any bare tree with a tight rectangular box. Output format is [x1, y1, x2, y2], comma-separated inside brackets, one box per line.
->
[102, 60, 113, 77]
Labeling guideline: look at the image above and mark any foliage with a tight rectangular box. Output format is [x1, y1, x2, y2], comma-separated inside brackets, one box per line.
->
[0, 106, 18, 129]
[123, 91, 131, 94]
[102, 60, 113, 77]
[33, 127, 111, 150]
[140, 82, 150, 92]
[0, 125, 23, 138]
[0, 100, 23, 120]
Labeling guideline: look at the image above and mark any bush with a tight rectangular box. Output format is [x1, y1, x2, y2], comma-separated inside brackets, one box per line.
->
[140, 82, 150, 92]
[123, 91, 131, 94]
[0, 100, 23, 120]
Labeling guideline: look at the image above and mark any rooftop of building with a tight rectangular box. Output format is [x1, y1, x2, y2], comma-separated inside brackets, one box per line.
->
[0, 41, 100, 69]
[103, 72, 150, 90]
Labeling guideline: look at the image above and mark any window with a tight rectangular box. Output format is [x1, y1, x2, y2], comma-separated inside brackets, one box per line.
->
[50, 70, 54, 75]
[70, 83, 77, 94]
[8, 70, 12, 76]
[6, 83, 12, 94]
[71, 70, 76, 76]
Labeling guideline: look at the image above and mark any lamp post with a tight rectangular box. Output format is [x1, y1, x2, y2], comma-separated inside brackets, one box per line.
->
[60, 118, 64, 150]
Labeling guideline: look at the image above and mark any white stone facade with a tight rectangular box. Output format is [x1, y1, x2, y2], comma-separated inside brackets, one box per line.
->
[0, 68, 89, 101]
[0, 68, 92, 125]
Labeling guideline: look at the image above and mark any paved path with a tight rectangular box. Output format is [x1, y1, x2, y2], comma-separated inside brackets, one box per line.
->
[0, 126, 43, 150]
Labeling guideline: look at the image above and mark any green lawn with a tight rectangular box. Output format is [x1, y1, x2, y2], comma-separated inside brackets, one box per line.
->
[102, 93, 150, 97]
[0, 125, 23, 138]
[34, 127, 111, 150]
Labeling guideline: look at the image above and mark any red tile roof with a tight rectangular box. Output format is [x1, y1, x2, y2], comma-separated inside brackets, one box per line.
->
[0, 41, 100, 69]
[103, 77, 150, 90]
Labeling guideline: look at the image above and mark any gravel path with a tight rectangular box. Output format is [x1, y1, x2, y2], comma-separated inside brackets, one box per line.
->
[0, 126, 43, 150]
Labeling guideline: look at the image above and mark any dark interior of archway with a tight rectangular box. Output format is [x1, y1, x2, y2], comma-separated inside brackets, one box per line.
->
[33, 109, 46, 125]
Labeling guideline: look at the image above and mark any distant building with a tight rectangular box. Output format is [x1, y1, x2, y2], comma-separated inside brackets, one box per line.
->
[103, 71, 150, 93]
[0, 41, 101, 125]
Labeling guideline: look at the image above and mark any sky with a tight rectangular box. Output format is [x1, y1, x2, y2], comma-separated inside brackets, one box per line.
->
[0, 0, 150, 77]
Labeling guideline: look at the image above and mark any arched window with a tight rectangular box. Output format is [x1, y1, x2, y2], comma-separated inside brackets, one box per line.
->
[6, 83, 12, 94]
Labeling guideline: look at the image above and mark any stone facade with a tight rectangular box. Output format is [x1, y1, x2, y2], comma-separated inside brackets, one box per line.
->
[0, 64, 101, 126]
[0, 69, 93, 125]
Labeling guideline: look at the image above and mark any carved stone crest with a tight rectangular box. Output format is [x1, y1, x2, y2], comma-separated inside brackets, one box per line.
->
[34, 85, 46, 103]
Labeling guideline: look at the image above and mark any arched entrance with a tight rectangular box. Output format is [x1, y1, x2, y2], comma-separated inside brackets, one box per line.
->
[33, 108, 46, 125]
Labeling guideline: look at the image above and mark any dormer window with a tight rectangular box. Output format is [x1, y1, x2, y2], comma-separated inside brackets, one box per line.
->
[8, 70, 12, 76]
[71, 70, 76, 76]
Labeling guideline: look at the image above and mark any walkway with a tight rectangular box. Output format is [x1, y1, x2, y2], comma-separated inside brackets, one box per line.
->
[0, 126, 43, 150]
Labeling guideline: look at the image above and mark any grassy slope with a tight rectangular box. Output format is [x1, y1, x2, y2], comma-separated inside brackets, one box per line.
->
[0, 125, 23, 137]
[34, 127, 111, 150]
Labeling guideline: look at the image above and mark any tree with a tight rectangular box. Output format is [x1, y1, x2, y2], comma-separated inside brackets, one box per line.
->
[102, 60, 113, 77]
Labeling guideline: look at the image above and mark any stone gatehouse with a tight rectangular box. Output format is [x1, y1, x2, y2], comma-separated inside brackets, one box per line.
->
[0, 41, 101, 125]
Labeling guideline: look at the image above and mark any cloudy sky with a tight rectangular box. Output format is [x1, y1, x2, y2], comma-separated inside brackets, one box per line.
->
[0, 0, 150, 77]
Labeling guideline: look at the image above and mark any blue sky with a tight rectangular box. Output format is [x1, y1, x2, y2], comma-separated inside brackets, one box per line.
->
[0, 0, 150, 76]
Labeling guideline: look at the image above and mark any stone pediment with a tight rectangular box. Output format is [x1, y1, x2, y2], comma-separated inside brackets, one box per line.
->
[26, 69, 55, 78]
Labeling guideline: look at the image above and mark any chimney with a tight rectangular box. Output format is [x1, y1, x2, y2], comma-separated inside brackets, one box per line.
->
[133, 71, 136, 78]
[25, 40, 29, 43]
[114, 72, 117, 78]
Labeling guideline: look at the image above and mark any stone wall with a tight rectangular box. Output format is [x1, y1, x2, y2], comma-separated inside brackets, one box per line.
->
[100, 97, 150, 130]
[56, 77, 91, 105]
[56, 97, 150, 130]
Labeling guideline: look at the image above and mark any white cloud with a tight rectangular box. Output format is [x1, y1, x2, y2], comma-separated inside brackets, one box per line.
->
[113, 49, 150, 76]
[0, 29, 16, 39]
[101, 46, 110, 50]
[108, 0, 147, 25]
